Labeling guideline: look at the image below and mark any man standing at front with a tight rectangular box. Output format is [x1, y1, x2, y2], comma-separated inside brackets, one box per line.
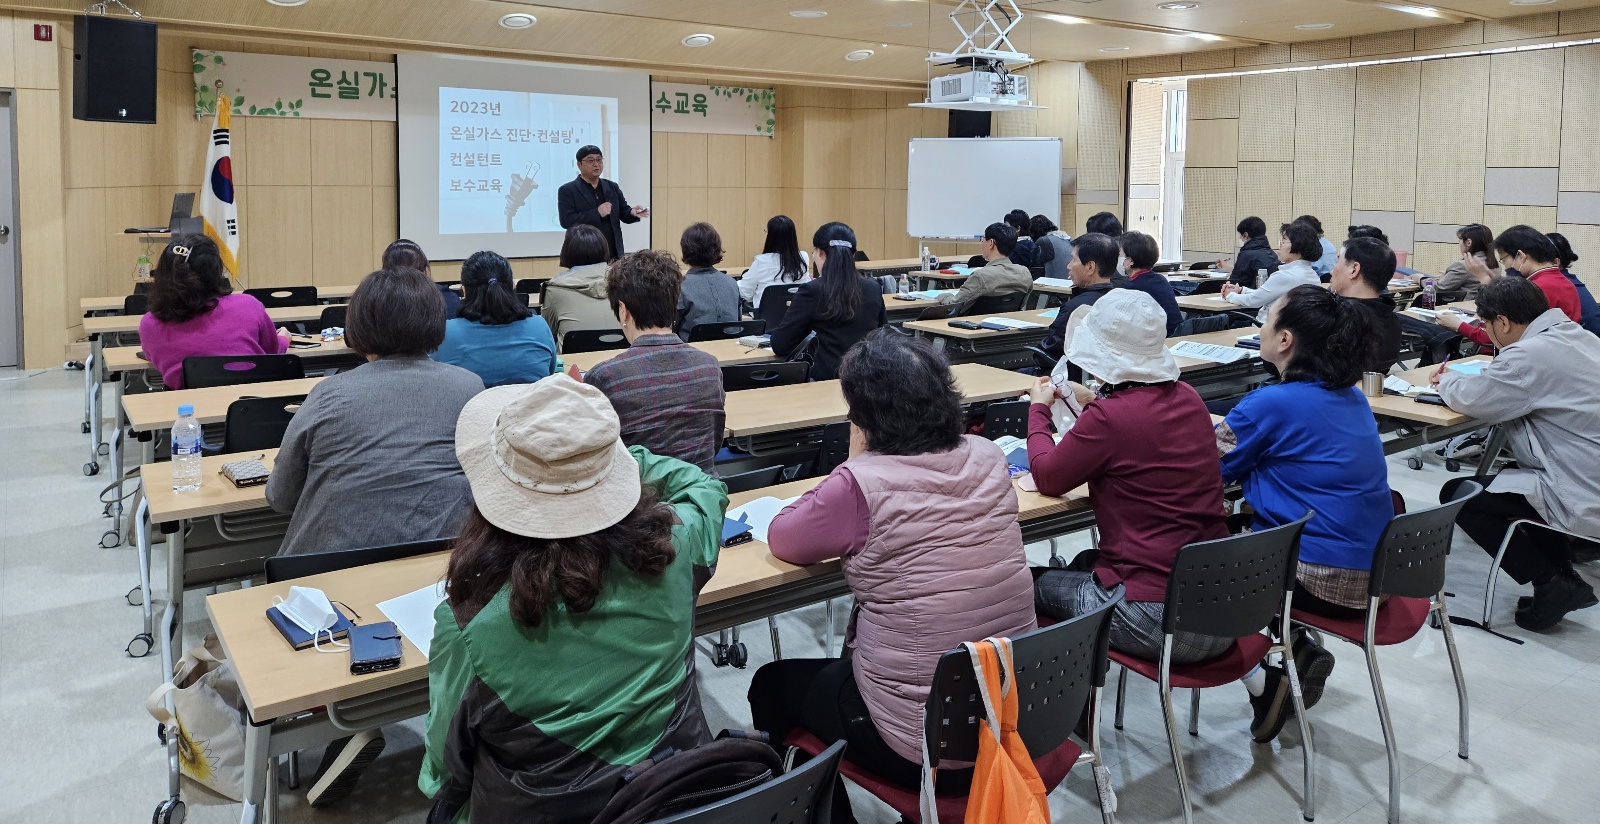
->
[557, 145, 647, 260]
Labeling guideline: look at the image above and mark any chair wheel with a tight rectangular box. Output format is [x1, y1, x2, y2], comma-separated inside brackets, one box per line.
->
[101, 531, 122, 549]
[97, 442, 110, 456]
[729, 642, 749, 669]
[127, 633, 154, 658]
[81, 421, 92, 434]
[157, 722, 167, 745]
[127, 586, 144, 606]
[1048, 555, 1067, 569]
[152, 798, 185, 824]
[1407, 457, 1422, 470]
[84, 462, 100, 476]
[1445, 459, 1461, 472]
[710, 642, 731, 668]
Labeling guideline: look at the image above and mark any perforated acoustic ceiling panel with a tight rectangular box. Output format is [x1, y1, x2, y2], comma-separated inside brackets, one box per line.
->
[1488, 51, 1564, 168]
[1415, 56, 1488, 226]
[1561, 45, 1600, 193]
[1187, 76, 1239, 121]
[1184, 167, 1239, 255]
[1353, 63, 1421, 213]
[1237, 73, 1297, 163]
[1078, 61, 1126, 193]
[1235, 162, 1295, 227]
[1293, 67, 1355, 232]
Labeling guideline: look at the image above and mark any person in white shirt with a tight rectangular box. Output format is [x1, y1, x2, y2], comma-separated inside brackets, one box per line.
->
[739, 214, 811, 309]
[1222, 220, 1324, 323]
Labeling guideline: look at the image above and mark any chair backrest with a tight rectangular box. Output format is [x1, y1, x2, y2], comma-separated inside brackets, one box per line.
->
[719, 464, 784, 494]
[1369, 481, 1481, 599]
[1028, 266, 1046, 279]
[967, 290, 1029, 316]
[816, 421, 851, 475]
[514, 277, 549, 295]
[1152, 262, 1183, 273]
[924, 593, 1120, 765]
[966, 255, 987, 268]
[688, 319, 767, 342]
[264, 538, 454, 583]
[181, 354, 307, 389]
[244, 285, 319, 308]
[982, 400, 1029, 441]
[561, 328, 629, 354]
[721, 362, 810, 392]
[853, 250, 869, 262]
[317, 305, 347, 330]
[755, 284, 803, 329]
[221, 394, 305, 453]
[1162, 512, 1313, 639]
[649, 740, 844, 824]
[123, 293, 149, 315]
[914, 302, 970, 322]
[1172, 313, 1231, 337]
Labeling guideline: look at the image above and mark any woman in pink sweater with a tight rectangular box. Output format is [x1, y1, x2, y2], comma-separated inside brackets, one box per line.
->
[747, 330, 1035, 820]
[137, 234, 289, 389]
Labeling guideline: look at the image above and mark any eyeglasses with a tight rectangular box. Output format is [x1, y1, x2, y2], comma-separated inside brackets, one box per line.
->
[580, 156, 603, 164]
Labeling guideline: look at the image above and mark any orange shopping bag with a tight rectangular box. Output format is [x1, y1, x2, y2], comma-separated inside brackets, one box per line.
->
[918, 637, 1050, 824]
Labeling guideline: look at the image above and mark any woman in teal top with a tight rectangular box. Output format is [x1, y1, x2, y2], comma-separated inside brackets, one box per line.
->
[432, 251, 556, 386]
[422, 377, 727, 822]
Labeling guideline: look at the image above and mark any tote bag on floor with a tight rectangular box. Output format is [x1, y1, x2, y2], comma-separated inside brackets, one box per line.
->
[145, 633, 248, 800]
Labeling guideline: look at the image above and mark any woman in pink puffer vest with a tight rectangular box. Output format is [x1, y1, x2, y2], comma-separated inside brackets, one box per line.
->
[748, 329, 1037, 820]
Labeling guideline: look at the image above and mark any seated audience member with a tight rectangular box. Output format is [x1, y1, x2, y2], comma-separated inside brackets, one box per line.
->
[1297, 214, 1337, 279]
[267, 267, 484, 556]
[739, 214, 810, 309]
[1030, 290, 1232, 663]
[1347, 225, 1390, 244]
[138, 234, 289, 389]
[939, 222, 1032, 305]
[1397, 223, 1498, 364]
[1216, 285, 1391, 741]
[748, 331, 1036, 816]
[1004, 209, 1040, 267]
[1436, 225, 1581, 346]
[1085, 211, 1125, 238]
[1119, 231, 1182, 335]
[432, 251, 556, 387]
[1222, 221, 1322, 323]
[1328, 236, 1403, 373]
[585, 250, 726, 472]
[424, 376, 726, 822]
[770, 222, 887, 381]
[1436, 276, 1600, 630]
[1033, 232, 1121, 373]
[543, 224, 616, 348]
[675, 222, 741, 340]
[384, 238, 457, 319]
[1220, 216, 1282, 288]
[1547, 232, 1600, 336]
[1033, 214, 1072, 280]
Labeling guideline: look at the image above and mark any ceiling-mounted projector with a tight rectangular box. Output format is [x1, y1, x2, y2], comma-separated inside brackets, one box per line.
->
[912, 0, 1043, 112]
[929, 69, 1030, 105]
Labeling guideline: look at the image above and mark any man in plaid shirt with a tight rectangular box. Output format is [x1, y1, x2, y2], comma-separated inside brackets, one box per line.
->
[584, 249, 726, 472]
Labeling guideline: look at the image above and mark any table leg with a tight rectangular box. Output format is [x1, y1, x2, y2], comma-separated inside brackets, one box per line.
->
[83, 335, 103, 475]
[82, 333, 97, 432]
[166, 519, 186, 655]
[240, 719, 273, 824]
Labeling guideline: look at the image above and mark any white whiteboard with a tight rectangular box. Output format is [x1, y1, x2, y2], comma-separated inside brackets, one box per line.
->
[906, 138, 1062, 240]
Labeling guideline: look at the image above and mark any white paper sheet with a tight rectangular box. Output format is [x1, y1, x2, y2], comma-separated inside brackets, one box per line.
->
[1170, 340, 1254, 364]
[377, 580, 447, 660]
[1033, 277, 1074, 290]
[981, 317, 1045, 329]
[726, 495, 801, 544]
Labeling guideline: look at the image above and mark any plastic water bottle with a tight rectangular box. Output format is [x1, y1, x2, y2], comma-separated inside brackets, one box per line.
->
[920, 246, 932, 272]
[897, 275, 910, 295]
[1256, 268, 1268, 289]
[1419, 278, 1437, 310]
[171, 404, 203, 492]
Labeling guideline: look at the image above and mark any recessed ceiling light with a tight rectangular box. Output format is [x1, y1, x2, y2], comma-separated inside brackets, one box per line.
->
[845, 49, 875, 61]
[881, 43, 890, 48]
[1509, 0, 1555, 5]
[887, 21, 913, 27]
[1157, 2, 1199, 9]
[1296, 22, 1334, 29]
[266, 0, 310, 6]
[498, 13, 536, 29]
[1382, 4, 1442, 16]
[681, 33, 716, 47]
[1100, 46, 1131, 51]
[789, 10, 827, 18]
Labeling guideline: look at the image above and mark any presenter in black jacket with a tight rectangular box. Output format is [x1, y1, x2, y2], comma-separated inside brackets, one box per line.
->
[556, 145, 647, 259]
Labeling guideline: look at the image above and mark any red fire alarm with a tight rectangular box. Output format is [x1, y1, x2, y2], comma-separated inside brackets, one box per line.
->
[33, 24, 52, 42]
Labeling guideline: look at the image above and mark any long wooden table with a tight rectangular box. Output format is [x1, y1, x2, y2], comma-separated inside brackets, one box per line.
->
[723, 363, 1032, 439]
[564, 337, 779, 373]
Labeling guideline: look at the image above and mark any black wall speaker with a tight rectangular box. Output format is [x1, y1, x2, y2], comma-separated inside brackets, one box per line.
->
[947, 110, 992, 138]
[73, 15, 159, 124]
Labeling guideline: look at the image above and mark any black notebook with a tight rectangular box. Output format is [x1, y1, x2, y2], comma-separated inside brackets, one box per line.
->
[266, 604, 355, 651]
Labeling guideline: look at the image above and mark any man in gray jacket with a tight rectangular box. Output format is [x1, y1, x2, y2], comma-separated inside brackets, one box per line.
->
[1436, 276, 1600, 630]
[939, 222, 1032, 307]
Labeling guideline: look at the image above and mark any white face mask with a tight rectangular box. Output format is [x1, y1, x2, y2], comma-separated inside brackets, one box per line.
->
[273, 586, 345, 651]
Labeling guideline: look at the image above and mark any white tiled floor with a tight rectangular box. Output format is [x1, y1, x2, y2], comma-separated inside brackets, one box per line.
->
[3, 365, 1598, 823]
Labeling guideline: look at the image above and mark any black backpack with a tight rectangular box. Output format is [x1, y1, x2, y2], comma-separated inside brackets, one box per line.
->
[590, 730, 783, 824]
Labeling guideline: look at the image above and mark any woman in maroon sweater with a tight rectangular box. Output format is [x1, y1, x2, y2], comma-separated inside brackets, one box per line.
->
[1029, 289, 1232, 663]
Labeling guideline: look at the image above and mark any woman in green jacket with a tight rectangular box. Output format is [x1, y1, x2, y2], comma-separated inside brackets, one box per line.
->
[421, 375, 728, 822]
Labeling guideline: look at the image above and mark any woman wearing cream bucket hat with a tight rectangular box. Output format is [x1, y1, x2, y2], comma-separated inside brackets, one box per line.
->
[1026, 289, 1236, 669]
[420, 375, 728, 821]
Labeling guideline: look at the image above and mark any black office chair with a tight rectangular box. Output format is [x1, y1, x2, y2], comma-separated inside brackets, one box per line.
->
[1188, 261, 1218, 270]
[1028, 265, 1047, 278]
[244, 286, 319, 308]
[122, 294, 149, 315]
[912, 302, 972, 322]
[721, 362, 810, 392]
[815, 421, 850, 476]
[561, 328, 629, 354]
[965, 290, 1029, 316]
[181, 354, 306, 389]
[645, 740, 845, 824]
[317, 305, 346, 330]
[755, 284, 803, 329]
[514, 278, 550, 297]
[203, 394, 306, 456]
[264, 538, 454, 583]
[965, 255, 986, 268]
[718, 465, 784, 494]
[853, 250, 869, 262]
[1190, 279, 1225, 295]
[1153, 262, 1184, 273]
[1171, 313, 1231, 338]
[981, 400, 1029, 441]
[688, 320, 767, 342]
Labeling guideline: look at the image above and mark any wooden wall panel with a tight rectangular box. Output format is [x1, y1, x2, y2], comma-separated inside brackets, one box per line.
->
[1235, 44, 1291, 67]
[0, 13, 14, 89]
[1411, 241, 1460, 277]
[704, 188, 749, 263]
[1126, 55, 1181, 76]
[310, 120, 375, 187]
[1561, 8, 1600, 35]
[1485, 13, 1558, 43]
[243, 185, 313, 288]
[1416, 56, 1488, 226]
[1186, 119, 1239, 169]
[1078, 60, 1126, 194]
[1235, 162, 1294, 229]
[1291, 39, 1350, 63]
[705, 134, 746, 189]
[1237, 73, 1297, 163]
[1187, 77, 1239, 121]
[1292, 68, 1355, 232]
[1353, 63, 1420, 212]
[1182, 50, 1234, 72]
[1560, 45, 1600, 193]
[1351, 30, 1415, 57]
[1128, 82, 1164, 187]
[16, 87, 68, 365]
[1484, 205, 1557, 233]
[1415, 22, 1485, 51]
[308, 186, 376, 289]
[1487, 51, 1564, 168]
[1184, 167, 1239, 255]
